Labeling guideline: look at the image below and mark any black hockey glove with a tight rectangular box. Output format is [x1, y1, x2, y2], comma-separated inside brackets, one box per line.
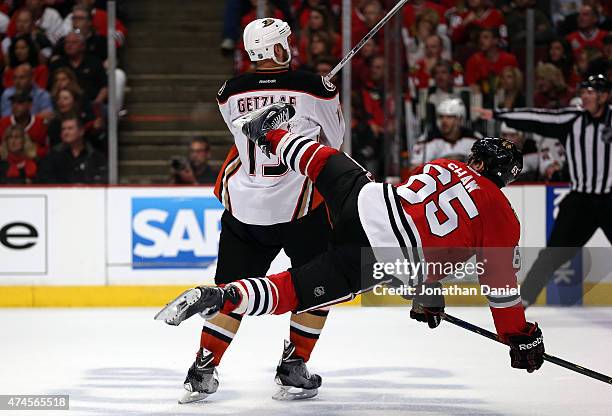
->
[507, 322, 544, 373]
[409, 281, 445, 329]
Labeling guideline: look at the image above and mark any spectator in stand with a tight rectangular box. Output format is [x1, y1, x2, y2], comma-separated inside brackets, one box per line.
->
[405, 10, 452, 67]
[534, 62, 573, 108]
[361, 0, 385, 49]
[240, 0, 285, 30]
[544, 37, 581, 91]
[557, 0, 612, 36]
[402, 0, 447, 36]
[450, 0, 506, 46]
[351, 90, 380, 175]
[6, 0, 64, 45]
[351, 37, 378, 87]
[360, 55, 385, 138]
[575, 46, 602, 79]
[1, 63, 52, 117]
[411, 98, 482, 167]
[2, 8, 52, 64]
[465, 28, 518, 97]
[585, 35, 612, 76]
[566, 4, 608, 57]
[55, 4, 127, 112]
[4, 34, 48, 89]
[0, 91, 48, 158]
[49, 65, 85, 94]
[505, 0, 555, 51]
[297, 0, 337, 28]
[302, 31, 335, 70]
[170, 137, 219, 185]
[54, 5, 106, 62]
[37, 114, 107, 184]
[425, 60, 465, 110]
[495, 66, 526, 109]
[410, 34, 457, 90]
[298, 7, 341, 61]
[47, 86, 102, 149]
[61, 0, 128, 47]
[313, 56, 336, 79]
[49, 31, 108, 106]
[0, 125, 38, 184]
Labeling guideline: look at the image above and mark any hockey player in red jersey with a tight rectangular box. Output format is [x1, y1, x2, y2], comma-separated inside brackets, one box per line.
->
[158, 103, 545, 378]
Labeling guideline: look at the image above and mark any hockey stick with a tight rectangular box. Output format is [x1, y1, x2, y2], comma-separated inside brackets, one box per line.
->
[324, 0, 410, 82]
[442, 313, 612, 385]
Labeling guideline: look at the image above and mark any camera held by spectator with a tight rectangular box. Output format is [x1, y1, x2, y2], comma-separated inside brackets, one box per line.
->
[170, 137, 219, 185]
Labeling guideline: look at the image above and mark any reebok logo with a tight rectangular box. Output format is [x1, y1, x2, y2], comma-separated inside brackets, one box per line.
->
[518, 336, 543, 350]
[259, 79, 277, 84]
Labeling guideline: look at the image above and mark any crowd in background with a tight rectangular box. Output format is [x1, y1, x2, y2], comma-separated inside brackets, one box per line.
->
[0, 0, 127, 185]
[221, 0, 612, 181]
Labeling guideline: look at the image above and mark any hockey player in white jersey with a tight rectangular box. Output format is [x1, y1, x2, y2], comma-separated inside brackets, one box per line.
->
[178, 18, 345, 404]
[410, 98, 482, 167]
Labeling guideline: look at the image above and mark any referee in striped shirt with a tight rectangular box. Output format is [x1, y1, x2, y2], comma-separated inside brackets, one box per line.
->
[476, 73, 612, 307]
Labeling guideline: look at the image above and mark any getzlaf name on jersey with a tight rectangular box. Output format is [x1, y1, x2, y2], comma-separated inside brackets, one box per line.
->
[215, 68, 345, 226]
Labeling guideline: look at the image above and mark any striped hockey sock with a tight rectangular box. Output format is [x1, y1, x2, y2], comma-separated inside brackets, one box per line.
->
[200, 311, 242, 366]
[265, 129, 338, 182]
[289, 308, 329, 362]
[224, 271, 299, 316]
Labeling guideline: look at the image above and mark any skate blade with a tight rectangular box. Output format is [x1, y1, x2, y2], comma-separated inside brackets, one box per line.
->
[154, 288, 201, 326]
[272, 386, 318, 401]
[178, 390, 210, 404]
[231, 105, 269, 129]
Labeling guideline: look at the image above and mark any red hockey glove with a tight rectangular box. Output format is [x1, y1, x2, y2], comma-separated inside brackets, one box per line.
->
[507, 322, 544, 373]
[409, 282, 445, 329]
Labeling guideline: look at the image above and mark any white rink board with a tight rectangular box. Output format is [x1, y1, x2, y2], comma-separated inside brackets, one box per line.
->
[0, 188, 105, 286]
[0, 185, 608, 286]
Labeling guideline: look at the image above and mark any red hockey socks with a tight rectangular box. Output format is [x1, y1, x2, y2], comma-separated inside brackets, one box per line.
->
[221, 271, 299, 316]
[265, 129, 338, 182]
[289, 309, 329, 362]
[199, 311, 242, 366]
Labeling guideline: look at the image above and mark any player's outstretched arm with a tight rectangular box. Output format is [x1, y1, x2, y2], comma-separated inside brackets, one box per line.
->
[493, 107, 579, 140]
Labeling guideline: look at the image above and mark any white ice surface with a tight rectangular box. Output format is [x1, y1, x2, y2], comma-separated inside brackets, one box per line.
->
[1, 307, 611, 416]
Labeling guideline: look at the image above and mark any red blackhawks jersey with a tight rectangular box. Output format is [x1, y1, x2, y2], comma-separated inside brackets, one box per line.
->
[357, 158, 524, 334]
[216, 68, 344, 225]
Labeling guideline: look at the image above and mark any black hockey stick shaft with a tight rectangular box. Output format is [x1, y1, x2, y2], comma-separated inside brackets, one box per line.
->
[443, 313, 612, 385]
[324, 0, 409, 82]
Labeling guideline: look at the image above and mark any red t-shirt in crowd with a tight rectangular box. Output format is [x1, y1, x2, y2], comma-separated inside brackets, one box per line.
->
[465, 50, 518, 86]
[3, 65, 48, 89]
[0, 115, 48, 158]
[566, 29, 609, 57]
[3, 153, 37, 180]
[410, 58, 464, 89]
[7, 7, 128, 46]
[361, 81, 384, 129]
[450, 8, 506, 44]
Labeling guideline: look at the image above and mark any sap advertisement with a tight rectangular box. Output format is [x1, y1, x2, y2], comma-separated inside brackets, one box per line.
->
[131, 196, 223, 269]
[106, 188, 225, 284]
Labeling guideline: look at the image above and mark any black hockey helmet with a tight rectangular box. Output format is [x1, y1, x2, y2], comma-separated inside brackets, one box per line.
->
[468, 137, 523, 188]
[579, 74, 611, 92]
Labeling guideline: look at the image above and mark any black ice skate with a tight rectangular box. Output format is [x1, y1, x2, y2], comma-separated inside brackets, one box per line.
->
[272, 340, 322, 401]
[179, 348, 219, 404]
[154, 285, 240, 326]
[231, 103, 296, 157]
